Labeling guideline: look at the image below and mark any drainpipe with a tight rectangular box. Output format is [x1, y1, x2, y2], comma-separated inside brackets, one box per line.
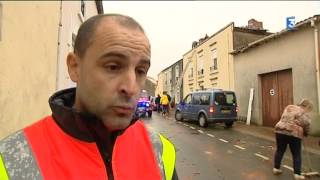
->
[56, 0, 63, 91]
[227, 29, 231, 90]
[311, 17, 320, 112]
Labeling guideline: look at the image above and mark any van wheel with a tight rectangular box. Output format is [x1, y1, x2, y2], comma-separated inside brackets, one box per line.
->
[225, 122, 233, 128]
[175, 111, 183, 121]
[198, 114, 208, 128]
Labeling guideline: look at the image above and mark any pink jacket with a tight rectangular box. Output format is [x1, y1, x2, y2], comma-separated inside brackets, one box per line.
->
[275, 105, 311, 139]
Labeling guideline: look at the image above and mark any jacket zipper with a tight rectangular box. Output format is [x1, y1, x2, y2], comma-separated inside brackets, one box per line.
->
[104, 154, 113, 180]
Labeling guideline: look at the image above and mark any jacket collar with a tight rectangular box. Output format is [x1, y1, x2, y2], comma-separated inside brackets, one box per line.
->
[48, 88, 138, 143]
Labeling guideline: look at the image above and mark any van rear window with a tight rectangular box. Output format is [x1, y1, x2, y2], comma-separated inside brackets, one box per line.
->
[214, 92, 235, 105]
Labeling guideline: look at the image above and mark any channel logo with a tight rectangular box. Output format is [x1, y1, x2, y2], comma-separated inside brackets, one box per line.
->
[286, 16, 295, 30]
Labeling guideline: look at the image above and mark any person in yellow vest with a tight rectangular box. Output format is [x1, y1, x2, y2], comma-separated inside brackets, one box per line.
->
[160, 91, 170, 117]
[0, 14, 178, 180]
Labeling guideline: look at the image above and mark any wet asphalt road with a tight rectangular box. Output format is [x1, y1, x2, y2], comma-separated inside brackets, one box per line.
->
[142, 112, 320, 180]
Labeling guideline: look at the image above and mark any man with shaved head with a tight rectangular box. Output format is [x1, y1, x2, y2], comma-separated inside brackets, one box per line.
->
[0, 14, 178, 180]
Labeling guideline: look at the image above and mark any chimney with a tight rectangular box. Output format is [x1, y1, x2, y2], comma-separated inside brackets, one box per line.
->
[247, 19, 263, 30]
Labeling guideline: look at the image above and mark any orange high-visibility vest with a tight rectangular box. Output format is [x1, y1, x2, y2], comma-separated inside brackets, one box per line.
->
[0, 116, 175, 180]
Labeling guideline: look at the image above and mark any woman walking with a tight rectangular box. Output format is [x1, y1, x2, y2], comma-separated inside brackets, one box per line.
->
[273, 99, 313, 180]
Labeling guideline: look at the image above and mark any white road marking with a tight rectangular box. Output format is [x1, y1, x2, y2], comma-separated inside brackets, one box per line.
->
[207, 133, 215, 138]
[204, 151, 212, 155]
[302, 172, 320, 176]
[282, 165, 294, 171]
[190, 126, 196, 129]
[234, 145, 246, 150]
[198, 130, 204, 134]
[254, 153, 270, 161]
[219, 138, 229, 143]
[177, 121, 182, 124]
[183, 123, 189, 127]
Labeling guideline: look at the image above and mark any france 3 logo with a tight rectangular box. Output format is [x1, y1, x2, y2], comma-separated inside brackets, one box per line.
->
[286, 16, 295, 30]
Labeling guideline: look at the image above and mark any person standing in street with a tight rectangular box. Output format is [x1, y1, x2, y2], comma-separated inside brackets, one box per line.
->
[155, 94, 161, 113]
[166, 93, 172, 114]
[273, 99, 313, 180]
[160, 91, 170, 118]
[0, 14, 178, 180]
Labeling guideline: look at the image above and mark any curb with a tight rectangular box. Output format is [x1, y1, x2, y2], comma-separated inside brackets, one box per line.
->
[233, 122, 320, 156]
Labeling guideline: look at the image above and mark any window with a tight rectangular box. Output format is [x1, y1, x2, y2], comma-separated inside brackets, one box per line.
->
[197, 55, 204, 75]
[184, 94, 192, 104]
[214, 93, 226, 105]
[176, 91, 180, 103]
[167, 70, 171, 84]
[192, 94, 201, 105]
[175, 66, 179, 79]
[214, 92, 235, 105]
[200, 93, 210, 105]
[226, 93, 236, 104]
[81, 0, 85, 17]
[198, 69, 204, 75]
[211, 49, 218, 71]
[189, 66, 193, 78]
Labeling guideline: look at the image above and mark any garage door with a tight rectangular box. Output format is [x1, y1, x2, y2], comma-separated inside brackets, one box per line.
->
[261, 69, 293, 127]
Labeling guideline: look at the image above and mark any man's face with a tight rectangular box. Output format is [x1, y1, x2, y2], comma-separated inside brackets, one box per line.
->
[70, 19, 151, 131]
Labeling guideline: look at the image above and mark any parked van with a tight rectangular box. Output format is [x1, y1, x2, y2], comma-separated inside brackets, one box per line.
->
[175, 89, 238, 128]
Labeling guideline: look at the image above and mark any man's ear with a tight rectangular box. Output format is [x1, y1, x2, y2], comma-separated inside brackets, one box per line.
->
[67, 52, 80, 83]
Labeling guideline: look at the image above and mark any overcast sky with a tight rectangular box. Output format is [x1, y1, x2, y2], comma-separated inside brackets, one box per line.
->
[102, 1, 320, 79]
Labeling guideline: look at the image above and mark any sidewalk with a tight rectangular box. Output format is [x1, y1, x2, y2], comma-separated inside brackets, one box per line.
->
[233, 121, 320, 155]
[167, 108, 320, 155]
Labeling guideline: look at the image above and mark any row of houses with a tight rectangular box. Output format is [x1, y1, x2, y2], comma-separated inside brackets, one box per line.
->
[156, 19, 271, 103]
[156, 15, 320, 135]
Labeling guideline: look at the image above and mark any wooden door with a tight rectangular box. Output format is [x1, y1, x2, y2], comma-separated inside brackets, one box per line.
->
[277, 70, 293, 115]
[261, 72, 280, 127]
[261, 69, 293, 127]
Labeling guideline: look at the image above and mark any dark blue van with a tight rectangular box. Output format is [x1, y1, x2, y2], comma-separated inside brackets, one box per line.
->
[175, 89, 238, 128]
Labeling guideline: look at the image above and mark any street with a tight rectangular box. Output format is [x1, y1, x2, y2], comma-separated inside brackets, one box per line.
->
[142, 112, 320, 180]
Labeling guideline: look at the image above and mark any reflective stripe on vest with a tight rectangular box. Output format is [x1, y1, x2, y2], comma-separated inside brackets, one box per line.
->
[146, 125, 176, 180]
[159, 134, 176, 180]
[0, 130, 42, 179]
[0, 153, 9, 180]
